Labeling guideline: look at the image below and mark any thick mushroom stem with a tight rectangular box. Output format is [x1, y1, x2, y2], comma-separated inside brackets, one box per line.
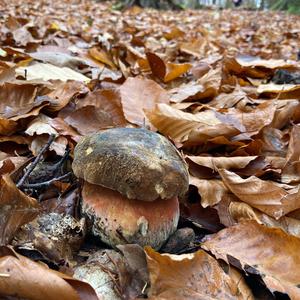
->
[82, 182, 180, 250]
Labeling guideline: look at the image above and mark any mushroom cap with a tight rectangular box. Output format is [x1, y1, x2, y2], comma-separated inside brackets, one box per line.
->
[72, 128, 189, 201]
[82, 182, 179, 249]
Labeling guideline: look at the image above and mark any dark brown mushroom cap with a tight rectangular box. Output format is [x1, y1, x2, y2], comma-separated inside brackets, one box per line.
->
[72, 128, 189, 201]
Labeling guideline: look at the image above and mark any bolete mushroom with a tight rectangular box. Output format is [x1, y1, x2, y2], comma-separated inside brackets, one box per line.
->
[72, 128, 189, 249]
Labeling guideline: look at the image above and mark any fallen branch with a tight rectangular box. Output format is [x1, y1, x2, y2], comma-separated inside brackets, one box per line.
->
[17, 134, 56, 188]
[22, 172, 72, 189]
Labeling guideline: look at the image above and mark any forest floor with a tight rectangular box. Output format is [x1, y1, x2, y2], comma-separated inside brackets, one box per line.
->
[0, 0, 300, 299]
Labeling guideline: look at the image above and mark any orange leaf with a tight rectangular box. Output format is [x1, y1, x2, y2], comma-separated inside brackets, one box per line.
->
[88, 47, 116, 69]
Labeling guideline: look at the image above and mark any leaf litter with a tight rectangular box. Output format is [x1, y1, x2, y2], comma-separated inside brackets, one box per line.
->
[0, 0, 299, 299]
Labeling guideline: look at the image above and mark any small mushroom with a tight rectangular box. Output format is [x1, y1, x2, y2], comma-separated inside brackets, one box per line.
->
[72, 128, 189, 249]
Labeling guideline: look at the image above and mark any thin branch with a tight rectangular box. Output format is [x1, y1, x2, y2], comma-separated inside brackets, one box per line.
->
[17, 134, 56, 188]
[22, 172, 72, 189]
[54, 146, 70, 177]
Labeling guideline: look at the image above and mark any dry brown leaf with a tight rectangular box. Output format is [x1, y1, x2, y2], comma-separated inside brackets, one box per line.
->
[146, 52, 191, 82]
[88, 47, 116, 69]
[210, 86, 253, 109]
[228, 101, 277, 136]
[272, 100, 300, 130]
[281, 125, 300, 183]
[0, 118, 18, 135]
[146, 103, 221, 143]
[202, 220, 300, 300]
[286, 124, 300, 163]
[235, 56, 296, 69]
[183, 125, 241, 147]
[163, 26, 184, 40]
[190, 176, 229, 207]
[257, 83, 300, 98]
[218, 168, 300, 219]
[168, 81, 204, 103]
[197, 67, 221, 99]
[120, 77, 169, 127]
[180, 202, 223, 233]
[228, 201, 300, 239]
[30, 51, 87, 69]
[0, 246, 97, 300]
[64, 106, 118, 136]
[145, 247, 253, 300]
[0, 158, 16, 176]
[49, 117, 81, 142]
[146, 52, 166, 80]
[25, 114, 58, 136]
[44, 80, 88, 112]
[180, 38, 207, 58]
[164, 62, 191, 82]
[187, 156, 258, 171]
[30, 135, 68, 156]
[0, 82, 38, 119]
[77, 89, 127, 126]
[16, 63, 90, 82]
[0, 175, 39, 244]
[281, 162, 300, 184]
[12, 26, 36, 46]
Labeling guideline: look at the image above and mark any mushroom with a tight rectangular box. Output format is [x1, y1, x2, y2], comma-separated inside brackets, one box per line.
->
[72, 128, 189, 249]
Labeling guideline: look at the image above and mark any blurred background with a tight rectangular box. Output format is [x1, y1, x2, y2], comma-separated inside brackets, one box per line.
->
[115, 0, 300, 13]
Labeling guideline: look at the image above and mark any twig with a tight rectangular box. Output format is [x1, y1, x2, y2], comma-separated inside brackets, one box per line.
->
[54, 146, 70, 177]
[22, 172, 72, 189]
[17, 134, 56, 188]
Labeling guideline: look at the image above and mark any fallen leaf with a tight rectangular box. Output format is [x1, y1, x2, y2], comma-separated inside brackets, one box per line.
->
[257, 83, 300, 98]
[30, 51, 87, 69]
[0, 246, 97, 300]
[228, 201, 300, 239]
[77, 89, 127, 126]
[236, 56, 296, 69]
[0, 82, 38, 119]
[88, 47, 116, 69]
[64, 106, 119, 135]
[120, 77, 169, 127]
[16, 63, 91, 82]
[49, 117, 81, 142]
[146, 103, 221, 143]
[44, 80, 88, 112]
[190, 176, 229, 207]
[30, 135, 67, 156]
[145, 247, 253, 300]
[0, 175, 39, 244]
[202, 220, 300, 300]
[218, 168, 300, 219]
[187, 155, 258, 171]
[25, 114, 58, 136]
